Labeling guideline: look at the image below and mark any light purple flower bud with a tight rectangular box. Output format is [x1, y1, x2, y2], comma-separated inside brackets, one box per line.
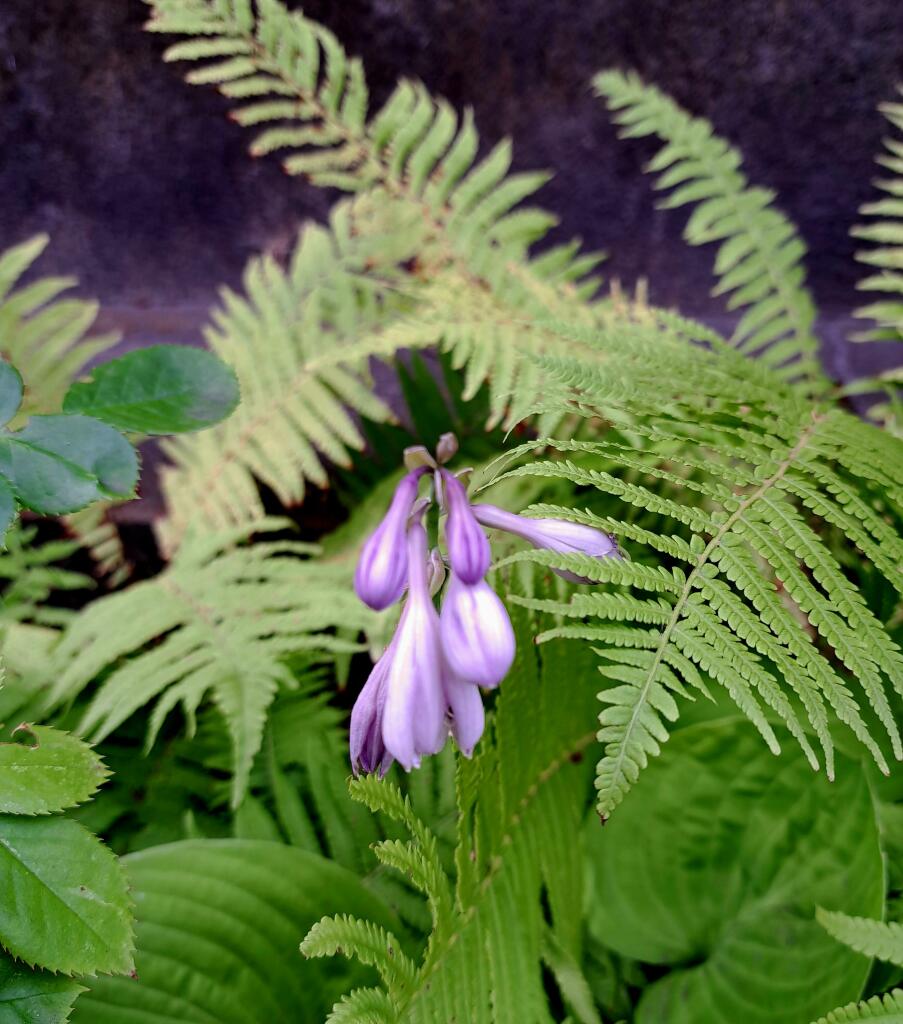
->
[443, 666, 485, 758]
[381, 522, 449, 770]
[439, 572, 515, 688]
[355, 470, 424, 610]
[349, 643, 394, 777]
[443, 471, 491, 584]
[472, 504, 621, 584]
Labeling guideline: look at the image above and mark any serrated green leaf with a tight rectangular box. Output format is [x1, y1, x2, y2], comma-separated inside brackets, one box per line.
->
[586, 718, 883, 1024]
[0, 816, 134, 976]
[0, 365, 22, 429]
[0, 948, 82, 1024]
[64, 345, 240, 434]
[0, 416, 137, 515]
[0, 726, 108, 815]
[73, 839, 398, 1024]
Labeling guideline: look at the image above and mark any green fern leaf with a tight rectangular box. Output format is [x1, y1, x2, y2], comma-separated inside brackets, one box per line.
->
[48, 521, 372, 806]
[818, 909, 903, 967]
[593, 70, 825, 391]
[0, 235, 119, 419]
[811, 991, 903, 1024]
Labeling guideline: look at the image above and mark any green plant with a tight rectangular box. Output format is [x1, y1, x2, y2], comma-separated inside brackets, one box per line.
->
[1, 3, 901, 1022]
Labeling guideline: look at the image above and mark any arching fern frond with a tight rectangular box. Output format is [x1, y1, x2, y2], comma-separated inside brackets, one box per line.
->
[484, 319, 903, 818]
[818, 908, 903, 967]
[145, 0, 574, 270]
[851, 85, 903, 344]
[0, 234, 119, 418]
[812, 990, 903, 1024]
[47, 520, 374, 805]
[155, 195, 416, 555]
[303, 607, 601, 1022]
[594, 70, 826, 392]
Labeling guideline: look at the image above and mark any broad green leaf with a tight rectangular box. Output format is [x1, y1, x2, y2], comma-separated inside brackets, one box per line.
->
[0, 816, 134, 975]
[0, 725, 108, 815]
[586, 719, 883, 1024]
[64, 345, 240, 434]
[0, 365, 22, 429]
[0, 949, 82, 1024]
[0, 415, 137, 514]
[73, 839, 399, 1024]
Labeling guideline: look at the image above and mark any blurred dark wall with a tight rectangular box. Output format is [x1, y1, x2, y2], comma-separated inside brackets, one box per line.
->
[1, 1, 902, 365]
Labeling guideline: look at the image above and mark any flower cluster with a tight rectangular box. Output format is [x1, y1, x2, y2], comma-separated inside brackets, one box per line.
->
[350, 435, 621, 775]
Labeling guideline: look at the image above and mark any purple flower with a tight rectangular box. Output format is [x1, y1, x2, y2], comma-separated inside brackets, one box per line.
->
[439, 572, 515, 688]
[443, 666, 484, 757]
[443, 471, 490, 584]
[380, 521, 449, 770]
[349, 641, 394, 777]
[355, 470, 424, 610]
[472, 504, 621, 584]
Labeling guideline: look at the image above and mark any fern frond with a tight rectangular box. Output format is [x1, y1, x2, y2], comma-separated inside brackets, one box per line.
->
[0, 526, 92, 627]
[146, 0, 563, 264]
[63, 504, 131, 586]
[812, 990, 903, 1023]
[594, 70, 825, 391]
[301, 915, 416, 1000]
[488, 329, 903, 817]
[0, 235, 119, 418]
[323, 987, 398, 1024]
[155, 196, 415, 554]
[48, 520, 372, 805]
[303, 610, 601, 1021]
[145, 0, 608, 462]
[851, 86, 903, 343]
[818, 908, 903, 967]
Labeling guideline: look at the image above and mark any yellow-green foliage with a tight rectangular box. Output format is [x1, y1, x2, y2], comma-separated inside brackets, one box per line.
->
[484, 314, 903, 816]
[595, 70, 825, 392]
[852, 85, 903, 344]
[47, 521, 374, 805]
[0, 235, 119, 419]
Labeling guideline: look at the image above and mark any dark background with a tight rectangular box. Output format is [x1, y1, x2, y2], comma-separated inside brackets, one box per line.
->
[2, 0, 902, 381]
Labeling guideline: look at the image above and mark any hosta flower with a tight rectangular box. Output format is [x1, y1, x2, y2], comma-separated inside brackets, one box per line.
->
[380, 521, 449, 770]
[350, 433, 631, 775]
[472, 504, 620, 583]
[440, 571, 515, 688]
[349, 642, 394, 777]
[443, 667, 484, 758]
[354, 469, 424, 610]
[443, 471, 491, 585]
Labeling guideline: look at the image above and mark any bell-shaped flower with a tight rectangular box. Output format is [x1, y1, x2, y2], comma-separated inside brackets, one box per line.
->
[355, 469, 424, 610]
[381, 521, 449, 770]
[472, 504, 621, 584]
[443, 471, 490, 584]
[443, 665, 485, 758]
[439, 571, 515, 688]
[349, 641, 394, 778]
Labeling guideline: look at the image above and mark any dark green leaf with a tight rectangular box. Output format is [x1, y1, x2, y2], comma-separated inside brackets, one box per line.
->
[0, 816, 134, 975]
[585, 719, 883, 1024]
[0, 726, 109, 815]
[73, 839, 399, 1024]
[0, 949, 82, 1024]
[0, 365, 22, 429]
[64, 345, 240, 434]
[0, 415, 137, 514]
